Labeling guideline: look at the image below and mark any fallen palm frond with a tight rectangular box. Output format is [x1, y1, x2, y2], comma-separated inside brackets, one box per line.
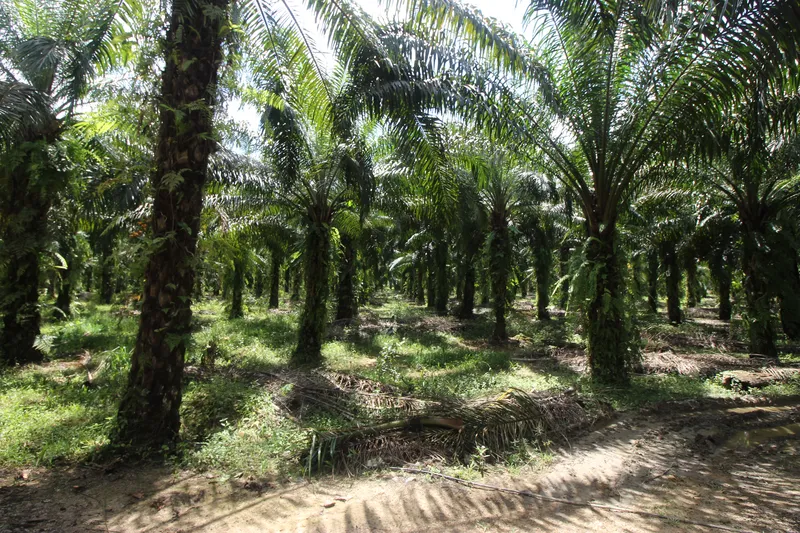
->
[183, 365, 438, 420]
[638, 350, 765, 376]
[303, 388, 608, 472]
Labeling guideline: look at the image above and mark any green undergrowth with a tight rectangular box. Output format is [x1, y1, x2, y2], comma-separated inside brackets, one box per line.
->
[0, 294, 798, 477]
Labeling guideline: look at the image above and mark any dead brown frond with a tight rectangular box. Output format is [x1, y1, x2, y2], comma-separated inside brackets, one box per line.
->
[303, 389, 607, 473]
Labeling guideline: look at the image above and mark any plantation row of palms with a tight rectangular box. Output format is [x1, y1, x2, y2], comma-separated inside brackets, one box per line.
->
[1, 0, 799, 451]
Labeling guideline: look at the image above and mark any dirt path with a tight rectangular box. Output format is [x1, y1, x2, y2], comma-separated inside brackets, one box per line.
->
[2, 401, 798, 533]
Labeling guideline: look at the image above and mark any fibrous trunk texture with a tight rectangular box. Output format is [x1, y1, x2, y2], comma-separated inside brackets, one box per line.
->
[115, 0, 229, 450]
[291, 266, 301, 302]
[336, 235, 357, 320]
[647, 249, 659, 314]
[100, 239, 114, 304]
[534, 245, 552, 321]
[229, 255, 244, 319]
[456, 260, 476, 319]
[0, 151, 49, 366]
[434, 240, 448, 316]
[269, 251, 281, 309]
[742, 228, 777, 357]
[489, 212, 509, 342]
[684, 254, 700, 308]
[662, 241, 682, 324]
[777, 254, 800, 341]
[415, 262, 425, 305]
[426, 253, 435, 308]
[585, 225, 631, 385]
[291, 222, 331, 366]
[55, 261, 73, 319]
[253, 269, 264, 298]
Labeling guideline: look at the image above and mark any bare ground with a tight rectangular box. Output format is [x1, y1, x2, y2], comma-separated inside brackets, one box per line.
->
[2, 399, 798, 533]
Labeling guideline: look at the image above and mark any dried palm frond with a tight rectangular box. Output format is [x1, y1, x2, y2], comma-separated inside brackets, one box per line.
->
[303, 388, 606, 473]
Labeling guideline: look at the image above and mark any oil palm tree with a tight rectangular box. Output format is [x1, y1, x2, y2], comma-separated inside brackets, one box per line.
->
[0, 0, 122, 365]
[114, 0, 233, 448]
[395, 0, 800, 382]
[690, 75, 800, 355]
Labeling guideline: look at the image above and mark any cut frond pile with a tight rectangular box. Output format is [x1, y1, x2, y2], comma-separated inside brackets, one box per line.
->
[303, 388, 608, 473]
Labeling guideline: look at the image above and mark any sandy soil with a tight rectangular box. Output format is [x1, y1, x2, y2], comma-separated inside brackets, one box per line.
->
[2, 400, 798, 533]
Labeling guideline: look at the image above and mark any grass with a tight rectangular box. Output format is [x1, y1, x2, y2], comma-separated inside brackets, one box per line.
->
[0, 292, 798, 476]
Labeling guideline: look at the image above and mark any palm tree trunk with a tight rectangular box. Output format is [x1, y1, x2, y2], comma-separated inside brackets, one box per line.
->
[47, 272, 56, 299]
[291, 266, 301, 302]
[684, 254, 699, 308]
[708, 251, 732, 321]
[229, 255, 244, 319]
[434, 240, 448, 316]
[558, 244, 570, 310]
[647, 249, 659, 314]
[114, 0, 229, 450]
[194, 260, 204, 302]
[456, 259, 476, 319]
[661, 241, 682, 324]
[489, 213, 510, 341]
[85, 268, 93, 293]
[1, 252, 44, 366]
[585, 224, 631, 384]
[222, 266, 231, 300]
[100, 241, 114, 304]
[0, 158, 48, 366]
[777, 255, 800, 341]
[426, 253, 435, 309]
[479, 262, 490, 307]
[534, 247, 551, 321]
[742, 229, 777, 357]
[269, 251, 281, 309]
[292, 223, 331, 366]
[415, 262, 425, 305]
[55, 263, 73, 319]
[335, 234, 357, 320]
[253, 269, 264, 298]
[455, 260, 464, 301]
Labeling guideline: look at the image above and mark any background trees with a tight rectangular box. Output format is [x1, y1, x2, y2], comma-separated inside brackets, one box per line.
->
[0, 0, 798, 455]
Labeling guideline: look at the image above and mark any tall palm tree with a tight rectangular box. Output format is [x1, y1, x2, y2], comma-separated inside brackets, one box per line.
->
[114, 0, 233, 449]
[690, 75, 800, 356]
[0, 0, 121, 365]
[479, 161, 517, 342]
[396, 0, 800, 383]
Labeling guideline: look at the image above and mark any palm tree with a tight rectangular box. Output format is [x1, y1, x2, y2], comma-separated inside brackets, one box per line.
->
[690, 75, 800, 355]
[479, 159, 517, 341]
[517, 173, 561, 321]
[114, 0, 233, 449]
[396, 0, 799, 381]
[0, 0, 121, 365]
[630, 189, 700, 325]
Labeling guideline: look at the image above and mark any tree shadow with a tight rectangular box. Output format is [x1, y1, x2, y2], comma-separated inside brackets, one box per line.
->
[6, 401, 795, 532]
